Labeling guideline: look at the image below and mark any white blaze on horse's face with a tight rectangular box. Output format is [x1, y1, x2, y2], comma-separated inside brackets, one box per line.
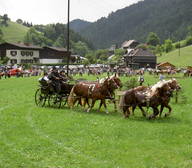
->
[112, 78, 119, 89]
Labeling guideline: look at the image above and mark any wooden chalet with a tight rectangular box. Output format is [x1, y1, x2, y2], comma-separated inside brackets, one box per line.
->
[156, 62, 175, 70]
[0, 42, 42, 64]
[0, 42, 75, 64]
[39, 46, 74, 64]
[121, 40, 140, 50]
[123, 48, 156, 69]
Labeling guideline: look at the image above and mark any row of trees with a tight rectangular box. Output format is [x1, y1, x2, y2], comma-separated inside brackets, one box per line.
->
[16, 19, 33, 27]
[23, 24, 93, 57]
[0, 14, 10, 26]
[82, 25, 192, 64]
[144, 25, 192, 56]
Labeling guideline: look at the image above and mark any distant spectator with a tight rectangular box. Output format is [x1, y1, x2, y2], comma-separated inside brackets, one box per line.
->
[159, 74, 165, 81]
[138, 75, 144, 86]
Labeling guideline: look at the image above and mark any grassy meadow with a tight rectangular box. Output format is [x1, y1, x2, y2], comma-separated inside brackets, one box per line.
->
[0, 21, 29, 42]
[157, 45, 192, 67]
[0, 74, 192, 168]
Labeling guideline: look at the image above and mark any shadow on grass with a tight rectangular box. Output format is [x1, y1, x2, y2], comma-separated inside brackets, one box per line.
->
[57, 105, 124, 118]
[34, 104, 182, 124]
[128, 115, 182, 124]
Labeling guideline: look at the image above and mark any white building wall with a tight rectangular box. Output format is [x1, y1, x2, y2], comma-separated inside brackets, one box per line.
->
[6, 50, 39, 64]
[39, 59, 63, 64]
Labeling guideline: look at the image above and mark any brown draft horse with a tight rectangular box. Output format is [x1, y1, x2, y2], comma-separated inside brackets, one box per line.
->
[120, 80, 172, 119]
[98, 74, 123, 111]
[131, 79, 181, 118]
[68, 77, 119, 113]
[159, 79, 181, 117]
[71, 74, 122, 111]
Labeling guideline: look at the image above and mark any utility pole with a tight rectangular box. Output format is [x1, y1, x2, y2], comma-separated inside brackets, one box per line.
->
[178, 40, 180, 56]
[66, 0, 70, 76]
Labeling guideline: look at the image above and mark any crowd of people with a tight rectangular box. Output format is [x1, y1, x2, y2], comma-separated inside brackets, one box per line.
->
[0, 64, 190, 81]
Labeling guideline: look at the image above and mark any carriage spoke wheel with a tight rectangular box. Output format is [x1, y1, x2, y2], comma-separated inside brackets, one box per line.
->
[35, 89, 46, 107]
[48, 94, 62, 108]
[60, 95, 68, 108]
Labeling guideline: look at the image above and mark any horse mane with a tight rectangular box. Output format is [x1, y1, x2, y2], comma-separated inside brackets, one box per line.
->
[146, 80, 168, 97]
[99, 77, 107, 83]
[99, 75, 115, 83]
[99, 74, 118, 83]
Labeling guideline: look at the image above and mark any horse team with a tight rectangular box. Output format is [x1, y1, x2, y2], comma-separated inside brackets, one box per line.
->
[67, 74, 181, 119]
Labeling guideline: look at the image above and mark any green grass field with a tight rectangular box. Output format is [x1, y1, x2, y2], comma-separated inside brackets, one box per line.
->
[0, 21, 29, 42]
[157, 45, 192, 67]
[0, 74, 192, 168]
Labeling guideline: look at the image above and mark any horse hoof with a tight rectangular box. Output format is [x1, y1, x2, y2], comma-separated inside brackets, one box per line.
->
[148, 116, 153, 120]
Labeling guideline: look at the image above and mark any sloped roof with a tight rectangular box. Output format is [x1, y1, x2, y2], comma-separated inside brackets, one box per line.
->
[122, 40, 139, 48]
[127, 48, 155, 57]
[43, 46, 67, 52]
[157, 62, 175, 68]
[1, 42, 42, 49]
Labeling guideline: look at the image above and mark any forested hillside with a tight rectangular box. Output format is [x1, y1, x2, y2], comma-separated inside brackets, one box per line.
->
[31, 23, 93, 49]
[79, 0, 192, 49]
[70, 19, 91, 33]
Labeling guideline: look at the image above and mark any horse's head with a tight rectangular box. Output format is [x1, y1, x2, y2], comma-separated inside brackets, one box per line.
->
[110, 73, 123, 88]
[168, 78, 181, 91]
[103, 77, 119, 90]
[157, 83, 172, 97]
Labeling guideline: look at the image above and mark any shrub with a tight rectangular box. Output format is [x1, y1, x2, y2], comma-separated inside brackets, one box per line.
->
[185, 36, 192, 46]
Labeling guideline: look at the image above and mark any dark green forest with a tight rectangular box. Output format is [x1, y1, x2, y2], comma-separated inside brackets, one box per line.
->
[70, 19, 91, 33]
[28, 23, 93, 49]
[22, 23, 94, 56]
[78, 0, 192, 49]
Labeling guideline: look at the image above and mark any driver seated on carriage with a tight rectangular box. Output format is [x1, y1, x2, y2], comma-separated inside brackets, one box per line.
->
[48, 67, 69, 94]
[46, 67, 61, 94]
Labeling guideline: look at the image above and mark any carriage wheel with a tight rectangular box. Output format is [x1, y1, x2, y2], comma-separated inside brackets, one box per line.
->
[35, 89, 46, 107]
[48, 94, 62, 108]
[60, 95, 68, 108]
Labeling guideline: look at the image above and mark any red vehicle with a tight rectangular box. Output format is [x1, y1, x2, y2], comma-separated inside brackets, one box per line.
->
[8, 69, 22, 76]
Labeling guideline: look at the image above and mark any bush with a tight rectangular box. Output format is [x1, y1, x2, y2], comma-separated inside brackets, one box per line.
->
[175, 42, 181, 49]
[124, 78, 139, 90]
[185, 36, 192, 46]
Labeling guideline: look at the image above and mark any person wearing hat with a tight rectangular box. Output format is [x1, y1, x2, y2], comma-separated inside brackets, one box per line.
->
[138, 75, 144, 86]
[48, 67, 62, 94]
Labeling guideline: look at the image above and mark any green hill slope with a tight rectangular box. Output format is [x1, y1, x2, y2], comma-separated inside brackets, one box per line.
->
[80, 0, 192, 49]
[0, 21, 29, 42]
[158, 45, 192, 67]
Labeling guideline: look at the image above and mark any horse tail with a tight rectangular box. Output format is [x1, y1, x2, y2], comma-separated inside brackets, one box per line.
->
[68, 86, 76, 107]
[119, 93, 126, 110]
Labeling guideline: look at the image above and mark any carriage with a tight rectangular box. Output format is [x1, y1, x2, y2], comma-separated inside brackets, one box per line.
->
[35, 78, 73, 108]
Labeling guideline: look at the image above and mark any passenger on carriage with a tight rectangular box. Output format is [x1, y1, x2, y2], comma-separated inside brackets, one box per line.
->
[38, 72, 50, 86]
[59, 70, 69, 82]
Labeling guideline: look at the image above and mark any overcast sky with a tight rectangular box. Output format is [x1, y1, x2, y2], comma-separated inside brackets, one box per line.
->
[0, 0, 141, 25]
